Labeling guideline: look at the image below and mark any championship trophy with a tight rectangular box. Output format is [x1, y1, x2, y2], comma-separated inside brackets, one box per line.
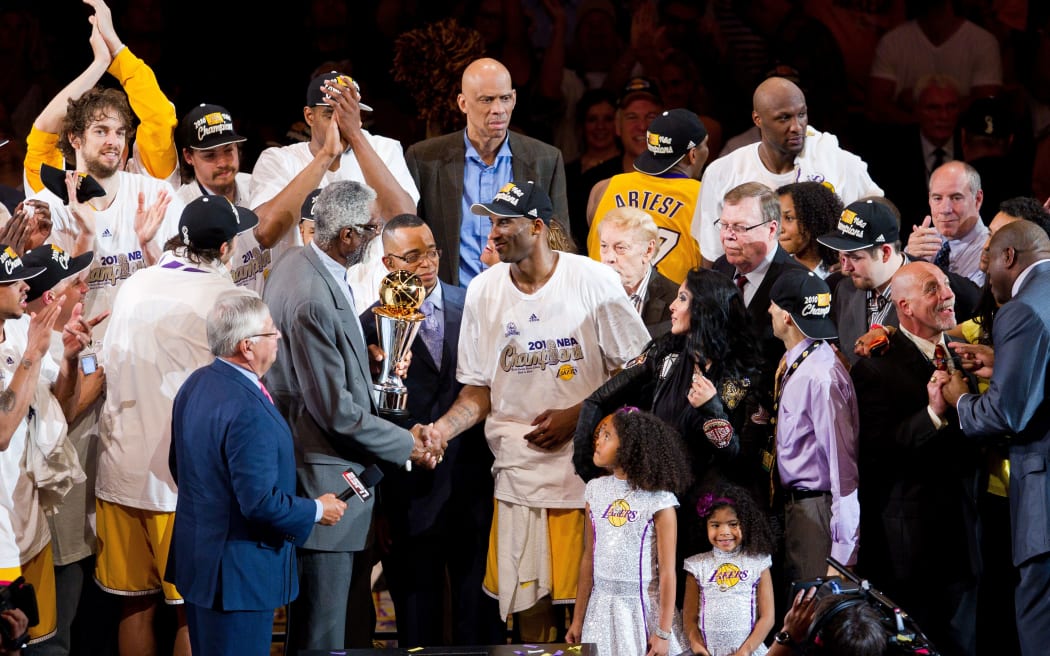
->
[371, 270, 427, 415]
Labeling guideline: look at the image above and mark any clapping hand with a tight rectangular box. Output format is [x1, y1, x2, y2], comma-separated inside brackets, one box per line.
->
[906, 215, 943, 260]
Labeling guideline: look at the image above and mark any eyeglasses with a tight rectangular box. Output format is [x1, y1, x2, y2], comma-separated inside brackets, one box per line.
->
[351, 223, 382, 236]
[249, 332, 281, 341]
[388, 249, 441, 265]
[715, 219, 774, 236]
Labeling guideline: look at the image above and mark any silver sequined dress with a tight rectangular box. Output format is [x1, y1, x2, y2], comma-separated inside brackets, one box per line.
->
[684, 549, 772, 656]
[581, 475, 685, 656]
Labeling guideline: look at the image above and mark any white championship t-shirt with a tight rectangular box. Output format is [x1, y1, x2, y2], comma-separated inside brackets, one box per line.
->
[457, 253, 650, 508]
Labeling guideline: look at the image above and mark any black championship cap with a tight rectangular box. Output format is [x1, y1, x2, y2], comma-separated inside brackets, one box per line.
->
[817, 199, 900, 252]
[178, 196, 259, 250]
[470, 181, 554, 224]
[301, 188, 322, 221]
[634, 109, 707, 176]
[306, 71, 373, 112]
[23, 244, 93, 302]
[39, 164, 105, 204]
[619, 76, 661, 109]
[180, 104, 246, 150]
[0, 244, 45, 284]
[770, 268, 836, 340]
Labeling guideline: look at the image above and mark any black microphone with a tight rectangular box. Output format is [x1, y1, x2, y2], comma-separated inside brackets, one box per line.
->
[337, 465, 383, 502]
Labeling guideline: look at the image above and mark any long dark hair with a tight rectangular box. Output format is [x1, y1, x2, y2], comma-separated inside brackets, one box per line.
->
[655, 268, 760, 384]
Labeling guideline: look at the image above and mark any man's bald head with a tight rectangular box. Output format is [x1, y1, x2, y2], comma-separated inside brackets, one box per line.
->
[987, 220, 1050, 304]
[753, 77, 805, 114]
[752, 77, 808, 159]
[462, 57, 511, 90]
[459, 58, 516, 144]
[891, 261, 957, 339]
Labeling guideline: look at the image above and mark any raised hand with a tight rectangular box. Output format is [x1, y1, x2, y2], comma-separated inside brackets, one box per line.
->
[906, 215, 943, 260]
[61, 304, 109, 361]
[83, 0, 123, 57]
[28, 297, 66, 360]
[134, 189, 171, 247]
[65, 172, 98, 239]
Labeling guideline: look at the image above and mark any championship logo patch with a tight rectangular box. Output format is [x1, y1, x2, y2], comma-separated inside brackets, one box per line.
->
[703, 418, 733, 448]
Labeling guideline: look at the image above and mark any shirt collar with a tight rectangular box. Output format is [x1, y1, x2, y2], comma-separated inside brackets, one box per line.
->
[425, 281, 444, 310]
[216, 357, 259, 384]
[898, 323, 945, 362]
[310, 241, 350, 287]
[1012, 258, 1050, 297]
[464, 130, 512, 164]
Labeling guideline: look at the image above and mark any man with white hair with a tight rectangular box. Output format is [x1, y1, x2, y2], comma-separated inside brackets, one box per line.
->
[596, 206, 677, 338]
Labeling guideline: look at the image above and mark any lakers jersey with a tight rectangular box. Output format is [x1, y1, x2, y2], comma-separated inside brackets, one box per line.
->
[588, 172, 702, 284]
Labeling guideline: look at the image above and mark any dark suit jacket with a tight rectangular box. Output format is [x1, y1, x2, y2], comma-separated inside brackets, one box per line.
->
[263, 245, 414, 552]
[866, 127, 963, 239]
[360, 282, 492, 538]
[713, 246, 806, 406]
[167, 359, 316, 611]
[831, 255, 981, 366]
[641, 268, 678, 339]
[957, 261, 1050, 567]
[405, 130, 568, 285]
[851, 330, 982, 586]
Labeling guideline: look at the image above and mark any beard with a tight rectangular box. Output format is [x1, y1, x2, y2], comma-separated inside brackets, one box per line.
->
[83, 150, 121, 180]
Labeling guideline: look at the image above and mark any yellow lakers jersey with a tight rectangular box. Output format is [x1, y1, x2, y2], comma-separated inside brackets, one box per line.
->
[588, 172, 702, 284]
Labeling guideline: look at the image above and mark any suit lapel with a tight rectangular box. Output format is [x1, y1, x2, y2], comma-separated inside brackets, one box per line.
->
[442, 283, 465, 373]
[303, 246, 373, 388]
[439, 135, 466, 282]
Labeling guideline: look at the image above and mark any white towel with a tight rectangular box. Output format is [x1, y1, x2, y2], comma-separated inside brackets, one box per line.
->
[493, 500, 552, 620]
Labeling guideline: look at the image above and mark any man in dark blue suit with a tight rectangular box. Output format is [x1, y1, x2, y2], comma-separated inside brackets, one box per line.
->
[361, 214, 504, 645]
[167, 294, 347, 655]
[946, 221, 1050, 656]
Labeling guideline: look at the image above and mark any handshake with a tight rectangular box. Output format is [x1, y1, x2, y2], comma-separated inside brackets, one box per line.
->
[408, 422, 449, 469]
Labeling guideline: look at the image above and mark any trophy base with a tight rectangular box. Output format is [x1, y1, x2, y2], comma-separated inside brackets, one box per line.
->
[373, 384, 408, 416]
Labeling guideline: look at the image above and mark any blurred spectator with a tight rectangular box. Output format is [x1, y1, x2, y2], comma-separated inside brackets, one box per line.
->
[566, 89, 620, 249]
[868, 0, 1002, 125]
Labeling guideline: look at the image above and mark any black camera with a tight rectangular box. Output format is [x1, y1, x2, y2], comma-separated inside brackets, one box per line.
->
[792, 558, 939, 655]
[0, 577, 37, 649]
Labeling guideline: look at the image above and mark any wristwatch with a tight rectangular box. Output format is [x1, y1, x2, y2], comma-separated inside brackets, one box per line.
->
[774, 630, 794, 646]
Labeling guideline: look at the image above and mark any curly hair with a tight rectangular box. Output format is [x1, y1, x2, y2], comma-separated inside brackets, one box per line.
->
[776, 181, 843, 267]
[609, 409, 692, 495]
[59, 87, 135, 164]
[654, 268, 760, 384]
[695, 483, 775, 557]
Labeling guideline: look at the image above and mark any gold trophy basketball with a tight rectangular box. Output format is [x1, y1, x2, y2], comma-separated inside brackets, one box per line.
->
[371, 270, 426, 415]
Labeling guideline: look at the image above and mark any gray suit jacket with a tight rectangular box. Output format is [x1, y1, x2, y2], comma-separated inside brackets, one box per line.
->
[957, 261, 1050, 567]
[262, 245, 414, 552]
[405, 130, 568, 285]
